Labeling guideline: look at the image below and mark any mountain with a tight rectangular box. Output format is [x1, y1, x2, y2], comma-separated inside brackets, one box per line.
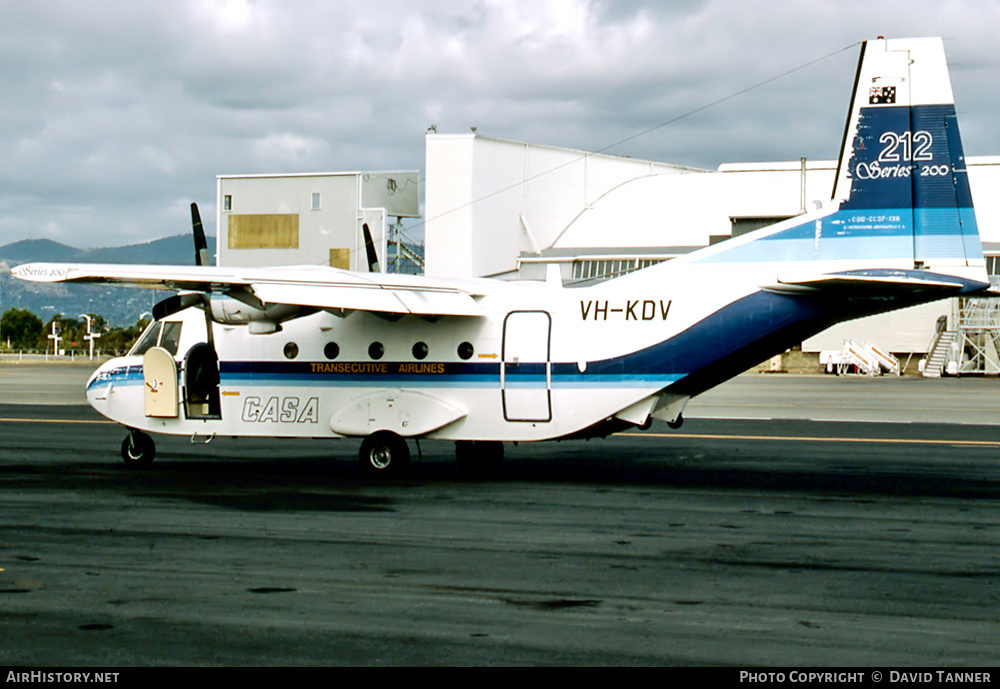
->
[0, 234, 216, 265]
[0, 235, 216, 327]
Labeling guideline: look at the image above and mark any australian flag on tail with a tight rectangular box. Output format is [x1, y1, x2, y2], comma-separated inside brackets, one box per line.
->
[869, 86, 896, 104]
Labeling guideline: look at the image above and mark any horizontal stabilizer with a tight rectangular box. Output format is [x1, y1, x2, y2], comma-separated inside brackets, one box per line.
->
[762, 269, 989, 296]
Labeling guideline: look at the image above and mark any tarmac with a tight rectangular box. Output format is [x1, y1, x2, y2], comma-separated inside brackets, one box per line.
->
[1, 359, 998, 666]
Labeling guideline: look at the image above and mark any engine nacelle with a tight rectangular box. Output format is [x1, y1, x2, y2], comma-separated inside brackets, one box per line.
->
[207, 296, 301, 333]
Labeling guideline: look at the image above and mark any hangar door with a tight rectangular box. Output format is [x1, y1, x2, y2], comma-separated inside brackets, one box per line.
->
[501, 311, 552, 422]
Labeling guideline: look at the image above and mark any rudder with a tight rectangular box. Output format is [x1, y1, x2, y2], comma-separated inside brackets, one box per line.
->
[833, 37, 982, 268]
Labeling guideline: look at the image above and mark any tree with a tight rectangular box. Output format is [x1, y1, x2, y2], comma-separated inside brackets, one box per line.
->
[1, 308, 43, 350]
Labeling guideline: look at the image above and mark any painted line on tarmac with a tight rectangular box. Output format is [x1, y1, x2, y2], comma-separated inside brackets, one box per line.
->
[618, 431, 1000, 448]
[0, 417, 115, 425]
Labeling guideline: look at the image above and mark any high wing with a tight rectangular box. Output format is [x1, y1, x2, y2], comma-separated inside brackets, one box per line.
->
[9, 262, 486, 318]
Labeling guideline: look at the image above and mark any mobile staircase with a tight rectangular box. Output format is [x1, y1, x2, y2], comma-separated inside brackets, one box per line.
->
[822, 340, 900, 376]
[921, 327, 956, 378]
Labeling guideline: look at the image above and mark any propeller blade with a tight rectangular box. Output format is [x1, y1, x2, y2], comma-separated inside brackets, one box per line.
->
[191, 203, 210, 266]
[362, 223, 380, 273]
[152, 292, 204, 321]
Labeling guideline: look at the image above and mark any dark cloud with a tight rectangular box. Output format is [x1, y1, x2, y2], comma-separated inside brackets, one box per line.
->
[1, 0, 997, 248]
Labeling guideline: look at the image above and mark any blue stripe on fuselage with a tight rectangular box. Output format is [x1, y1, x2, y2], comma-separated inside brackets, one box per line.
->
[93, 276, 984, 402]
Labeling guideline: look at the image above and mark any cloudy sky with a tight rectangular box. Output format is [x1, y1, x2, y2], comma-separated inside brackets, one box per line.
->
[2, 0, 999, 249]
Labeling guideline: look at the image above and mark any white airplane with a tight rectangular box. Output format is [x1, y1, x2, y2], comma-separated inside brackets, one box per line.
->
[12, 37, 991, 475]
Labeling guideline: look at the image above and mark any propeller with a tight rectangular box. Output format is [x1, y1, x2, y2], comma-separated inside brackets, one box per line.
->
[191, 202, 210, 267]
[151, 202, 210, 320]
[150, 201, 294, 337]
[362, 223, 380, 273]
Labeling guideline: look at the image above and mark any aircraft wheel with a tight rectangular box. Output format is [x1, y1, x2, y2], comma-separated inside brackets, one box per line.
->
[121, 431, 155, 467]
[666, 413, 684, 430]
[359, 431, 410, 476]
[456, 440, 504, 477]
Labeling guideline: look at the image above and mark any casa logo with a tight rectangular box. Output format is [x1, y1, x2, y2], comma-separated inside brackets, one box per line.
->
[241, 396, 319, 423]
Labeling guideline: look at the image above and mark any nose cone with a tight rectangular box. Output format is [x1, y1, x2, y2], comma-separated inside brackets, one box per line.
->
[85, 357, 126, 409]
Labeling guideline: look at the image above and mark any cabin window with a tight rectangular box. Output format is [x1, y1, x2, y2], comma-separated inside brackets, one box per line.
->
[223, 195, 232, 212]
[368, 342, 384, 360]
[412, 342, 428, 360]
[311, 193, 321, 210]
[457, 342, 474, 360]
[283, 342, 299, 359]
[324, 342, 340, 360]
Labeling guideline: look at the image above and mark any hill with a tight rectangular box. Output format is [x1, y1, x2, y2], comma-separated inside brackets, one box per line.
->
[0, 235, 217, 327]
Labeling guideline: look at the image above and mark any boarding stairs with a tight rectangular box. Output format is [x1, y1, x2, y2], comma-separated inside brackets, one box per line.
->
[387, 240, 426, 274]
[824, 339, 900, 376]
[921, 330, 957, 378]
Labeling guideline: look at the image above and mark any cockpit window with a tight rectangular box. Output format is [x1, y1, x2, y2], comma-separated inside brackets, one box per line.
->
[128, 321, 183, 357]
[129, 322, 162, 356]
[159, 322, 183, 355]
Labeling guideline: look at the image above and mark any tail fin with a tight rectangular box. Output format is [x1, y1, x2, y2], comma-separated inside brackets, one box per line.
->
[692, 37, 984, 276]
[832, 37, 982, 268]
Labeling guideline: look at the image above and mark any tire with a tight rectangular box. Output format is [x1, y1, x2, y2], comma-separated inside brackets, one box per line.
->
[456, 440, 504, 477]
[121, 431, 155, 467]
[359, 431, 410, 476]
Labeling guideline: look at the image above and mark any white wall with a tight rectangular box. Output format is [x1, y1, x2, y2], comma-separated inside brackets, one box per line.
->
[802, 300, 950, 353]
[551, 161, 837, 251]
[424, 134, 693, 278]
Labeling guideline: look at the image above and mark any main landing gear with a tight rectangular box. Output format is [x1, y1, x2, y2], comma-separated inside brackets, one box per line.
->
[121, 430, 155, 467]
[358, 431, 411, 476]
[455, 440, 504, 477]
[356, 432, 505, 478]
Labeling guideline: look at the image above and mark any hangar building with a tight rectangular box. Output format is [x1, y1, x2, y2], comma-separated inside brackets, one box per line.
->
[423, 134, 1000, 372]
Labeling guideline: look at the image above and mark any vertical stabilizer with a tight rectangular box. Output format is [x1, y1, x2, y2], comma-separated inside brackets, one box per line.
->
[832, 38, 981, 267]
[688, 38, 984, 275]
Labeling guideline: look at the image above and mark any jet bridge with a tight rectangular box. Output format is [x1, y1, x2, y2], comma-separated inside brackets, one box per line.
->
[922, 295, 1000, 376]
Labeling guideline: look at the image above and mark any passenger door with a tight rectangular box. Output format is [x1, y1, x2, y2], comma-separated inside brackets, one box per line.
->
[183, 343, 222, 420]
[143, 346, 179, 418]
[501, 311, 552, 422]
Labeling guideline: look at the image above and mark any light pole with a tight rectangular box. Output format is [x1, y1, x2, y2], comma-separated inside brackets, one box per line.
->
[80, 314, 100, 360]
[48, 321, 60, 358]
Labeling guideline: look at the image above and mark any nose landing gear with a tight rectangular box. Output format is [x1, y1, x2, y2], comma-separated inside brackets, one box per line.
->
[121, 430, 156, 467]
